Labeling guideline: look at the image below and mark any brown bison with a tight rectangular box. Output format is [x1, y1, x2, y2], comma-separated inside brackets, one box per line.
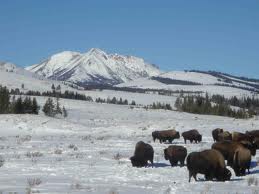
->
[232, 131, 254, 144]
[164, 145, 187, 167]
[130, 141, 154, 168]
[212, 128, 224, 142]
[212, 141, 256, 168]
[254, 137, 259, 149]
[187, 149, 231, 182]
[152, 129, 180, 143]
[246, 130, 259, 138]
[233, 147, 251, 176]
[218, 131, 232, 141]
[182, 129, 202, 144]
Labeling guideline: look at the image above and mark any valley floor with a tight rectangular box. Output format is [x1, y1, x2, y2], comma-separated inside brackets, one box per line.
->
[0, 98, 258, 194]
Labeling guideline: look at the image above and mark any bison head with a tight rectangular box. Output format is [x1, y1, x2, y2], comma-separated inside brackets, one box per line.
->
[222, 168, 232, 181]
[197, 134, 202, 142]
[130, 156, 147, 167]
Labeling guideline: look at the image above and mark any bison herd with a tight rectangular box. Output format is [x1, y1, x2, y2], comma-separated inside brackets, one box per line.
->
[130, 128, 259, 182]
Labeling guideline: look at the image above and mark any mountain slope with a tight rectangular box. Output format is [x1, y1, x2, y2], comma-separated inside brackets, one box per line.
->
[26, 48, 161, 86]
[0, 61, 78, 93]
[117, 70, 259, 97]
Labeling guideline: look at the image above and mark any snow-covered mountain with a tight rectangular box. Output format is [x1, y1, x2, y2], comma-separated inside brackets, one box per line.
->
[26, 48, 161, 86]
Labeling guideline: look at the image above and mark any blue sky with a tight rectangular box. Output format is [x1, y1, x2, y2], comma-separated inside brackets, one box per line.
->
[0, 0, 258, 78]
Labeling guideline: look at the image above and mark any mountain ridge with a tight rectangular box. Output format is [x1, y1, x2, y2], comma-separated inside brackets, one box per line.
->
[26, 48, 161, 86]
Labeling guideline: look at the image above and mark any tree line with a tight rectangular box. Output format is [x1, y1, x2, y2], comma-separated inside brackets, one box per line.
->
[0, 85, 39, 114]
[144, 102, 173, 111]
[95, 97, 136, 106]
[175, 93, 255, 119]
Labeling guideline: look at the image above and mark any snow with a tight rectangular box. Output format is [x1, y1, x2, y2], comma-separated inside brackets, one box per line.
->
[159, 71, 222, 85]
[117, 75, 258, 98]
[0, 97, 258, 194]
[26, 48, 161, 84]
[0, 68, 76, 93]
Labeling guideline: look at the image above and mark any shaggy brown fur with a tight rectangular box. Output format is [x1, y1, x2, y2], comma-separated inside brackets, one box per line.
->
[182, 129, 202, 144]
[187, 149, 231, 182]
[152, 129, 180, 143]
[164, 145, 187, 167]
[212, 128, 224, 142]
[130, 141, 154, 168]
[218, 131, 232, 141]
[232, 131, 254, 144]
[233, 147, 251, 176]
[212, 141, 256, 168]
[246, 130, 259, 138]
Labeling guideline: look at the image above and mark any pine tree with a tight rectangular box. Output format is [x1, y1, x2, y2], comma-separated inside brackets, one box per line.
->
[174, 97, 182, 110]
[0, 86, 10, 114]
[23, 97, 32, 113]
[43, 98, 55, 117]
[32, 98, 39, 114]
[56, 85, 61, 91]
[131, 100, 136, 106]
[13, 97, 24, 114]
[51, 84, 55, 91]
[55, 96, 62, 115]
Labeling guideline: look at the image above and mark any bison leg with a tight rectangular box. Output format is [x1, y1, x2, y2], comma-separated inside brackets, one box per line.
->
[159, 138, 162, 144]
[169, 159, 177, 167]
[180, 160, 184, 167]
[189, 171, 197, 182]
[188, 171, 192, 182]
[150, 159, 154, 168]
[205, 173, 213, 181]
[190, 139, 193, 144]
[184, 138, 186, 144]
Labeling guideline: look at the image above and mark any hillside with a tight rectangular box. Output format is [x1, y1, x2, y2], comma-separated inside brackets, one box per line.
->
[117, 71, 259, 98]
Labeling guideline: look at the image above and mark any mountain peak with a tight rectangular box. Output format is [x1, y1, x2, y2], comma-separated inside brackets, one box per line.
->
[26, 49, 161, 86]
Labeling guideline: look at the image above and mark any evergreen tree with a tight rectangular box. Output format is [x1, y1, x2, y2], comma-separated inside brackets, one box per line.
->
[55, 96, 62, 115]
[13, 97, 24, 114]
[32, 98, 39, 114]
[23, 97, 32, 113]
[123, 99, 128, 105]
[0, 86, 10, 114]
[51, 84, 55, 91]
[56, 85, 61, 91]
[43, 98, 55, 117]
[131, 100, 136, 106]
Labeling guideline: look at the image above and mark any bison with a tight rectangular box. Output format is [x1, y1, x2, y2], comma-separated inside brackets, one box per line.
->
[212, 128, 224, 142]
[232, 131, 254, 144]
[182, 129, 202, 144]
[187, 149, 231, 182]
[218, 131, 232, 141]
[130, 141, 154, 168]
[152, 129, 180, 143]
[233, 147, 251, 176]
[212, 141, 256, 168]
[254, 137, 259, 149]
[246, 130, 259, 138]
[164, 145, 187, 167]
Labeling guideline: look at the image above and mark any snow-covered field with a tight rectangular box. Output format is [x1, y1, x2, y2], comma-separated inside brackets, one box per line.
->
[0, 97, 258, 194]
[117, 78, 256, 98]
